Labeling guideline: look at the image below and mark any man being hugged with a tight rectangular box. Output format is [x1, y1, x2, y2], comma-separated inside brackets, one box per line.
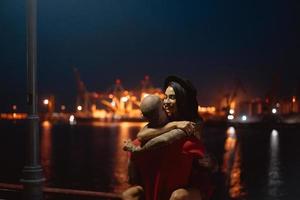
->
[123, 95, 208, 200]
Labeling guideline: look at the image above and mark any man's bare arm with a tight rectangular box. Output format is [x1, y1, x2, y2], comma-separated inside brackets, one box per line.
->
[137, 121, 196, 144]
[136, 128, 186, 152]
[132, 121, 202, 153]
[137, 122, 177, 143]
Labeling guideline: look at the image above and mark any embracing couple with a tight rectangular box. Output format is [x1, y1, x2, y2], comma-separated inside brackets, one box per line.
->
[122, 76, 215, 200]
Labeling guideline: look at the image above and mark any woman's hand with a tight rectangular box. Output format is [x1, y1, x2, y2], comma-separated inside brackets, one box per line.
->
[169, 121, 196, 136]
[193, 123, 202, 140]
[123, 139, 141, 152]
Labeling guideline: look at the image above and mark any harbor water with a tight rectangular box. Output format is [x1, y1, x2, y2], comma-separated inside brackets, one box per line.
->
[0, 120, 299, 200]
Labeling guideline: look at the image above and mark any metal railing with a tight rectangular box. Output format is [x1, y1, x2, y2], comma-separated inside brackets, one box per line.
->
[0, 183, 122, 199]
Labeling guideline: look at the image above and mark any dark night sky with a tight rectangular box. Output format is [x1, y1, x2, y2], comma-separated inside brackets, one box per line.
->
[0, 0, 299, 112]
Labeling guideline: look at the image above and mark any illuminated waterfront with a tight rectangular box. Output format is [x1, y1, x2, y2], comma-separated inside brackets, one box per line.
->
[0, 120, 300, 199]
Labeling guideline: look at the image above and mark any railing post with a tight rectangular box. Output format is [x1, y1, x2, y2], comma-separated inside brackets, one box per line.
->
[20, 0, 45, 199]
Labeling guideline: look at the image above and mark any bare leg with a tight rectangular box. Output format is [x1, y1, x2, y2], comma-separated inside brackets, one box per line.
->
[122, 185, 144, 200]
[169, 188, 189, 200]
[169, 188, 202, 200]
[188, 188, 202, 200]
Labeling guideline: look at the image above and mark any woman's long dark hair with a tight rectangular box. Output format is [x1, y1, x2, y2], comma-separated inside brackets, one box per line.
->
[164, 81, 202, 122]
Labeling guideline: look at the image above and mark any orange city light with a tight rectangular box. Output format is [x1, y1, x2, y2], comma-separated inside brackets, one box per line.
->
[77, 105, 82, 111]
[121, 96, 129, 102]
[141, 93, 150, 99]
[111, 101, 116, 107]
[43, 99, 49, 105]
[12, 105, 17, 111]
[198, 106, 216, 113]
[61, 105, 66, 111]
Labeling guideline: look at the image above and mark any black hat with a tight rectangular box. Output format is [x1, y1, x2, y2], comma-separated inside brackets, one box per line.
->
[164, 75, 197, 97]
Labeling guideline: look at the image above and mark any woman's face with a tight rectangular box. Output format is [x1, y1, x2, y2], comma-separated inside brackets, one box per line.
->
[163, 86, 178, 117]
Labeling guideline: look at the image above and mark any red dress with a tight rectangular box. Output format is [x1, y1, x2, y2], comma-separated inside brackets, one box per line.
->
[131, 137, 206, 200]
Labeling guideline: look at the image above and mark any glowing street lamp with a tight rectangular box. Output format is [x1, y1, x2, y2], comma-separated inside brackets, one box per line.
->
[77, 105, 83, 111]
[121, 96, 129, 102]
[43, 99, 49, 105]
[61, 105, 66, 111]
[272, 108, 277, 114]
[12, 105, 17, 111]
[227, 115, 234, 120]
[241, 115, 247, 121]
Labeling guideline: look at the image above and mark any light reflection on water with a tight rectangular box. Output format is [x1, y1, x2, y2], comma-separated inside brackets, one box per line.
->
[111, 122, 145, 193]
[33, 121, 293, 199]
[228, 144, 244, 199]
[40, 121, 146, 192]
[223, 126, 245, 199]
[268, 129, 282, 199]
[41, 121, 53, 180]
[222, 126, 237, 176]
